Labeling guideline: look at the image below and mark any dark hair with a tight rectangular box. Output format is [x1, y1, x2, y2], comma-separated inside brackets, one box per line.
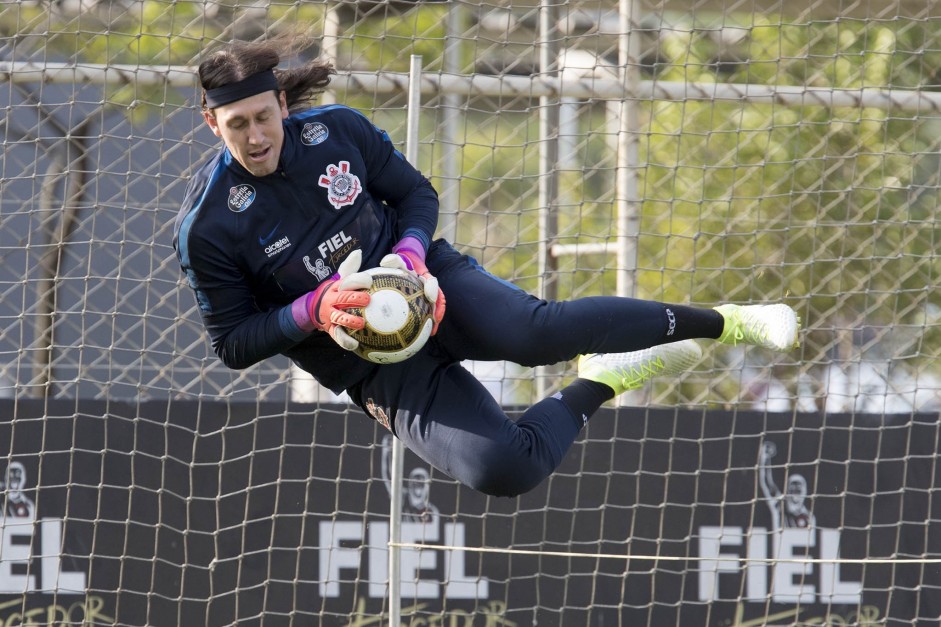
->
[198, 39, 335, 113]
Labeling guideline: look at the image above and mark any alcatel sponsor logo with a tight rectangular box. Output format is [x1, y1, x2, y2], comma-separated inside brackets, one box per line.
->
[265, 236, 291, 258]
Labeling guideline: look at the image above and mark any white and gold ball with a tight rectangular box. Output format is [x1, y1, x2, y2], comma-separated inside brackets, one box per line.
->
[348, 267, 433, 364]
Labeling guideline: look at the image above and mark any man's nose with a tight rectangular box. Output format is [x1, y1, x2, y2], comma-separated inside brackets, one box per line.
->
[247, 123, 264, 144]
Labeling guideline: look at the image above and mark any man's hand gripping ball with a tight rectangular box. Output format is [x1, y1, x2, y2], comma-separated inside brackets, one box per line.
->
[306, 250, 372, 351]
[379, 247, 446, 335]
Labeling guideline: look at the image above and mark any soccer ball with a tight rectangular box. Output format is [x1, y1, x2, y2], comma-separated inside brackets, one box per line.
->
[347, 267, 433, 364]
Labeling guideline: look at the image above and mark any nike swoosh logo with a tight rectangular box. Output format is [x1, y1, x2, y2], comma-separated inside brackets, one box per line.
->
[258, 223, 281, 246]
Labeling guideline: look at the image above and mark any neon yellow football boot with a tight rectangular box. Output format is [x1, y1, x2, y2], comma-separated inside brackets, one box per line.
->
[714, 304, 801, 351]
[577, 340, 703, 396]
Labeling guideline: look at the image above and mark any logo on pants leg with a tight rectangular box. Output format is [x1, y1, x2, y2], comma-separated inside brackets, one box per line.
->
[365, 398, 391, 431]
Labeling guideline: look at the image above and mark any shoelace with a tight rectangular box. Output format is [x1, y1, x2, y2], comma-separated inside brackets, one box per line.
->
[730, 312, 768, 346]
[618, 357, 666, 386]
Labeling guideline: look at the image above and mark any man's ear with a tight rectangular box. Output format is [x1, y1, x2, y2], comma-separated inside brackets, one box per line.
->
[279, 91, 289, 119]
[203, 110, 222, 137]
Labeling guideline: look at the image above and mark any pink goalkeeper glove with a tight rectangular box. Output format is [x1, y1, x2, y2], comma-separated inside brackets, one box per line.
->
[380, 240, 446, 335]
[299, 250, 372, 351]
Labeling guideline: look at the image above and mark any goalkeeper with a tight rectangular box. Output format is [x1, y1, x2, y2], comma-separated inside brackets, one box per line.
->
[173, 39, 800, 497]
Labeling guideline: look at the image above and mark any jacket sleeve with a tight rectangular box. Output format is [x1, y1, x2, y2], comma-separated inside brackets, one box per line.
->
[174, 196, 310, 370]
[188, 267, 307, 370]
[345, 108, 440, 252]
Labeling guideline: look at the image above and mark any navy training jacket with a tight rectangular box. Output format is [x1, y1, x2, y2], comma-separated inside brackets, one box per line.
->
[173, 104, 439, 393]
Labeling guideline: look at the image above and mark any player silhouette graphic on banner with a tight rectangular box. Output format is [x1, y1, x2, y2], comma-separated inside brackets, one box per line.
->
[759, 441, 816, 530]
[2, 462, 34, 521]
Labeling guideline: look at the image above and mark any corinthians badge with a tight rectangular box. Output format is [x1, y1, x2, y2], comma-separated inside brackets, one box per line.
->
[318, 160, 362, 210]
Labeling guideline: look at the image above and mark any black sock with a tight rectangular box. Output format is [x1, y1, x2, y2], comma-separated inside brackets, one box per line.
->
[662, 304, 724, 341]
[556, 378, 616, 429]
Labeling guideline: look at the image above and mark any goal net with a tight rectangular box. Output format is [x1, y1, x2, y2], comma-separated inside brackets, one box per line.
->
[0, 0, 939, 624]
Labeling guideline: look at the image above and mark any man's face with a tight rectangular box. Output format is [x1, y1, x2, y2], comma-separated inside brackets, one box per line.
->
[6, 463, 24, 491]
[786, 475, 807, 510]
[204, 90, 289, 177]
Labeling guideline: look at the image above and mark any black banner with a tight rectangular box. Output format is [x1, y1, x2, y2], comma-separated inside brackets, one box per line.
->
[0, 400, 938, 625]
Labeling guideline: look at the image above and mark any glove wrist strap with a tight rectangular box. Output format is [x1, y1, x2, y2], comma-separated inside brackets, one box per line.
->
[392, 236, 427, 270]
[291, 294, 318, 333]
[310, 282, 334, 329]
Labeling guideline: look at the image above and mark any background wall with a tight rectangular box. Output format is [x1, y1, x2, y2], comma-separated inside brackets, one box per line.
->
[2, 400, 938, 625]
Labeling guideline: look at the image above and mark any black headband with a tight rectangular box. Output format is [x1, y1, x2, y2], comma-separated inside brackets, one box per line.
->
[204, 70, 279, 108]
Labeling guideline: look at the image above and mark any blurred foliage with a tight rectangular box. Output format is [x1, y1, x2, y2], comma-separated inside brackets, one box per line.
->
[635, 19, 941, 366]
[339, 3, 449, 72]
[0, 1, 327, 121]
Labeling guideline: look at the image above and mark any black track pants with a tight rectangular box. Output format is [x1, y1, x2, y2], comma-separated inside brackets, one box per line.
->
[348, 240, 672, 497]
